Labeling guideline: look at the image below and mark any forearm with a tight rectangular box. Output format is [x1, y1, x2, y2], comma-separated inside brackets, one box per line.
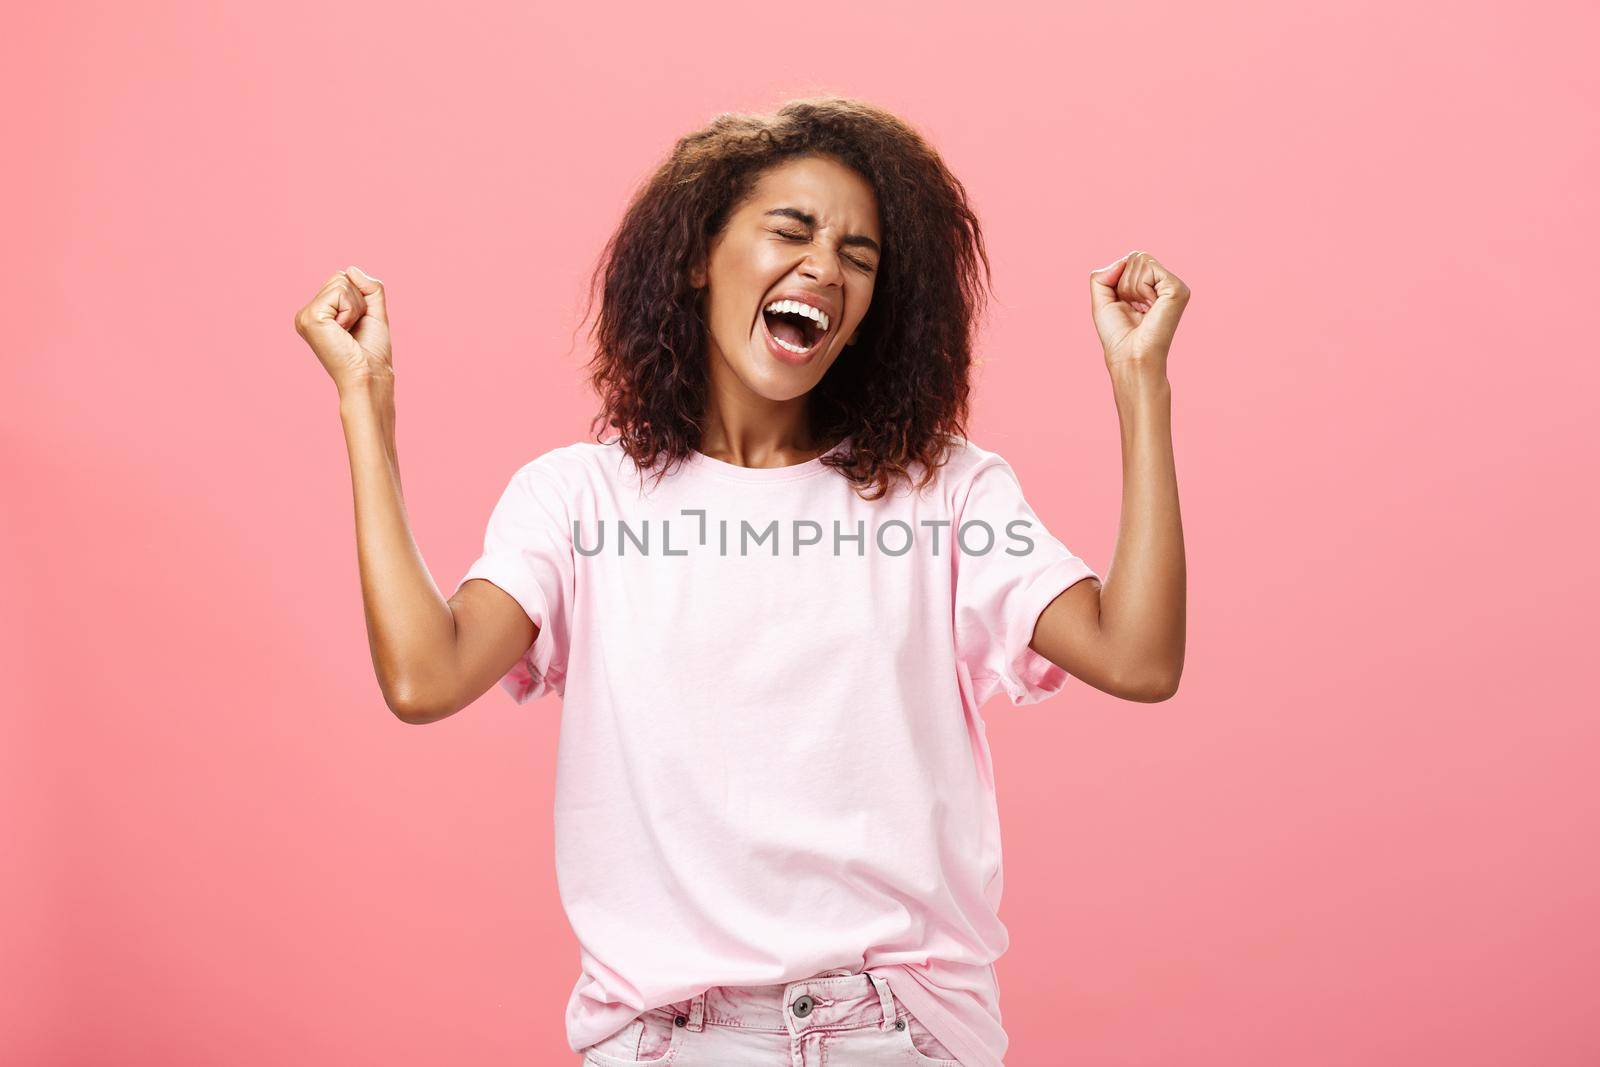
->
[1100, 363, 1186, 696]
[339, 376, 457, 716]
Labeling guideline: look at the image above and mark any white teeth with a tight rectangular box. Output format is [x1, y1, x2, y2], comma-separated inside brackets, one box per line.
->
[771, 334, 811, 354]
[764, 299, 830, 333]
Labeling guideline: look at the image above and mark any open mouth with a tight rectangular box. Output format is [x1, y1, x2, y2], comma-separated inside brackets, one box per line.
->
[761, 299, 831, 356]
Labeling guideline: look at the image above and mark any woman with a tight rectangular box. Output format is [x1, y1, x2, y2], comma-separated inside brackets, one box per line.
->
[293, 96, 1188, 1067]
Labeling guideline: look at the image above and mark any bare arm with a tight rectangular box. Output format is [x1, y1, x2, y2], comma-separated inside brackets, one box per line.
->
[339, 382, 535, 722]
[296, 267, 534, 723]
[1029, 252, 1190, 702]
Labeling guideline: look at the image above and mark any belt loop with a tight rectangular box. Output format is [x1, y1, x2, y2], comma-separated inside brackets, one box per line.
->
[687, 990, 707, 1031]
[866, 972, 896, 1031]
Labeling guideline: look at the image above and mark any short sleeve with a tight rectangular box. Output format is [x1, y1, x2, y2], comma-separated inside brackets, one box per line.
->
[452, 459, 574, 704]
[952, 455, 1099, 706]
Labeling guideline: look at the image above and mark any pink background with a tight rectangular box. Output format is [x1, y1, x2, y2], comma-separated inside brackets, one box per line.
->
[6, 1, 1597, 1064]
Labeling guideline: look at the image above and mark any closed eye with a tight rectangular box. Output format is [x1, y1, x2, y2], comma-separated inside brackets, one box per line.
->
[773, 229, 875, 272]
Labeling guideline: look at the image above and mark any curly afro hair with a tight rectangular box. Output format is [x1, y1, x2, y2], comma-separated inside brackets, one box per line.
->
[582, 95, 993, 500]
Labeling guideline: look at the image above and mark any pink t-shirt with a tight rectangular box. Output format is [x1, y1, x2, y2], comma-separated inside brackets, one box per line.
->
[453, 433, 1099, 1067]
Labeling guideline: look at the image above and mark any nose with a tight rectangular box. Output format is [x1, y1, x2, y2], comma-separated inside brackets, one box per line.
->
[799, 248, 845, 288]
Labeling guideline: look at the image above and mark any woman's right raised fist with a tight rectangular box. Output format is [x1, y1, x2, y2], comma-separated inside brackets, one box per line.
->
[293, 265, 393, 393]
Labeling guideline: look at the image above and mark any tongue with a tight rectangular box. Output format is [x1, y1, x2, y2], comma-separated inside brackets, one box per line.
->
[766, 311, 808, 348]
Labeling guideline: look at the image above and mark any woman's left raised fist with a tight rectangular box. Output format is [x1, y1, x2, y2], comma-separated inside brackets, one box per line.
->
[1088, 251, 1190, 370]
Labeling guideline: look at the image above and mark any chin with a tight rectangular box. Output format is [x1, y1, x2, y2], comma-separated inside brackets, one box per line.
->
[717, 336, 831, 401]
[737, 357, 820, 402]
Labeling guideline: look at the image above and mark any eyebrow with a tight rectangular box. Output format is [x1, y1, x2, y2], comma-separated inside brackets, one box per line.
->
[764, 207, 881, 256]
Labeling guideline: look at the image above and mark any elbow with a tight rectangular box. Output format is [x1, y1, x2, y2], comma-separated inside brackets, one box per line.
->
[1148, 673, 1182, 702]
[1116, 666, 1183, 703]
[386, 695, 428, 725]
[388, 701, 429, 725]
[385, 682, 454, 725]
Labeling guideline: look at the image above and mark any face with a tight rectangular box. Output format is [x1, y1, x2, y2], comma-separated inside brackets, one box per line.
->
[691, 154, 882, 403]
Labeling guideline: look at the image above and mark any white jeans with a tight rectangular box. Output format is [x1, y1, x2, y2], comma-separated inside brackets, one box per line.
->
[577, 968, 963, 1066]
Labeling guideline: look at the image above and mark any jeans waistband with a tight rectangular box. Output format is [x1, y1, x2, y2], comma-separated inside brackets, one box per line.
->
[649, 968, 899, 1034]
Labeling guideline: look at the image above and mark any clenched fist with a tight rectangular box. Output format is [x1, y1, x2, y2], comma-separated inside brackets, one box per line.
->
[293, 265, 393, 393]
[1089, 251, 1190, 372]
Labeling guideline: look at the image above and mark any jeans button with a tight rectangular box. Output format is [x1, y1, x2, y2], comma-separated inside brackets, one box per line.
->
[895, 1018, 906, 1031]
[674, 1015, 687, 1027]
[791, 994, 814, 1018]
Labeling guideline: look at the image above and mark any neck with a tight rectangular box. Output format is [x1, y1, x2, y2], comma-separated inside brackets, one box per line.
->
[698, 406, 840, 468]
[698, 346, 840, 468]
